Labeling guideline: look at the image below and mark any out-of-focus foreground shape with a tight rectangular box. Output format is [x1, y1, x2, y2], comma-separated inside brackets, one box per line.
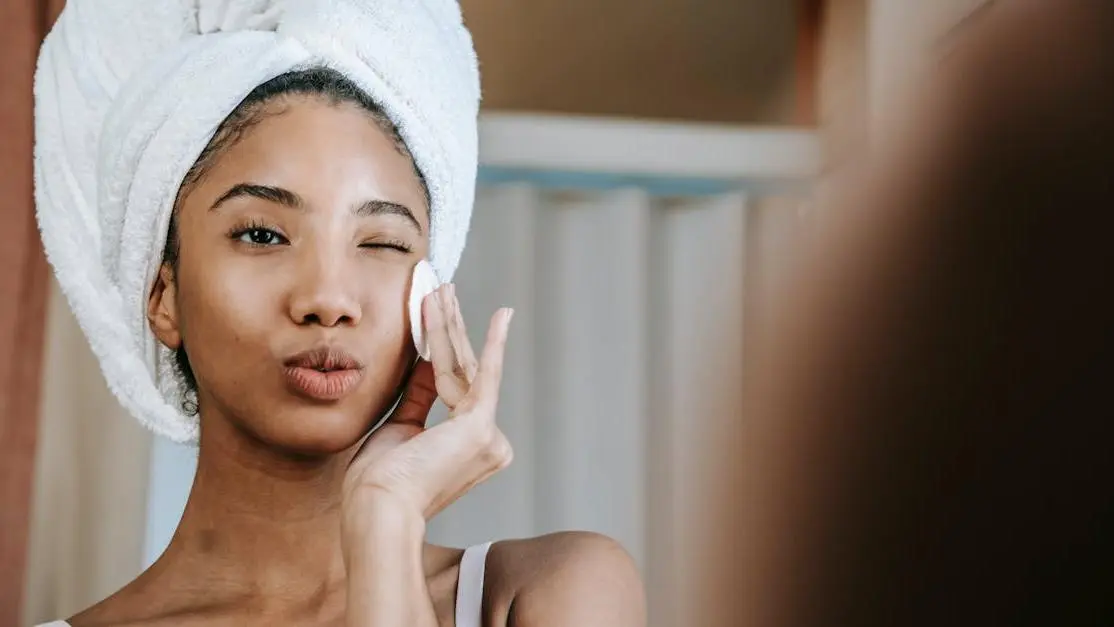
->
[700, 0, 1114, 625]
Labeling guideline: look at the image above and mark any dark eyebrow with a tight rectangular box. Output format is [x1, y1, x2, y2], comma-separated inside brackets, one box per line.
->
[355, 199, 423, 235]
[210, 183, 303, 211]
[210, 183, 423, 234]
[354, 200, 423, 233]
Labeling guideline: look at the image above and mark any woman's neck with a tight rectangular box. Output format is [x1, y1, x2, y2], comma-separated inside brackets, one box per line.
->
[150, 416, 356, 615]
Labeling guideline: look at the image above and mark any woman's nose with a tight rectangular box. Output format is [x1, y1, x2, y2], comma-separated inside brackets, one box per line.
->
[287, 253, 363, 327]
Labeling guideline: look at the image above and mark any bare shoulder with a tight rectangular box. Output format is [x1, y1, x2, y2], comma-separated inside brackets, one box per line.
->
[485, 531, 646, 627]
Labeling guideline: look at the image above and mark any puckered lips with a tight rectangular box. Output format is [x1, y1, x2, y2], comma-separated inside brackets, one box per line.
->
[282, 345, 366, 402]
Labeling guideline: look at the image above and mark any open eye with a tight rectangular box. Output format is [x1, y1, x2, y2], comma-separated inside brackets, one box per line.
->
[240, 228, 284, 245]
[229, 222, 289, 247]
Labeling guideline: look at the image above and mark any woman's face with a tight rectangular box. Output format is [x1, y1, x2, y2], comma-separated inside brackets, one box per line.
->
[149, 96, 430, 454]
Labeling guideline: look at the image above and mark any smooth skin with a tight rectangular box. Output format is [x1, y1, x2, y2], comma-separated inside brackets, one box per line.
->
[66, 97, 644, 627]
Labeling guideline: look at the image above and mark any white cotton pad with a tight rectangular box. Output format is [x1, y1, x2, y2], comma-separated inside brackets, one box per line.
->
[409, 259, 441, 361]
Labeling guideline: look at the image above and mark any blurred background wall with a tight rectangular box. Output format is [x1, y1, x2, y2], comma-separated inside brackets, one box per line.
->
[1, 1, 986, 626]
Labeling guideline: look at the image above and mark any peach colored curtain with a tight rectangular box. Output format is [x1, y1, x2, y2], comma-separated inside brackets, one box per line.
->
[0, 2, 148, 624]
[19, 0, 187, 620]
[23, 278, 153, 625]
[0, 1, 62, 623]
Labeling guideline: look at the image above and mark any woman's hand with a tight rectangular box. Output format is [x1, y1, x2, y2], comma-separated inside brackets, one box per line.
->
[342, 283, 515, 526]
[341, 284, 513, 626]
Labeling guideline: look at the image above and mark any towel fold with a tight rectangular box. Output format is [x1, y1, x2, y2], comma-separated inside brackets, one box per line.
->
[34, 0, 480, 443]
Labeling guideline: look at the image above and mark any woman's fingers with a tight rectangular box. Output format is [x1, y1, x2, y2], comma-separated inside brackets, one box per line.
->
[346, 362, 434, 473]
[385, 360, 437, 428]
[425, 440, 512, 518]
[413, 307, 514, 515]
[424, 285, 468, 407]
[345, 300, 516, 521]
[420, 412, 515, 519]
[466, 308, 514, 415]
[446, 284, 479, 382]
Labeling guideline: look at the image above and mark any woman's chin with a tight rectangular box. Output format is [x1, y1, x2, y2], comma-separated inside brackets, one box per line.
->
[252, 404, 382, 455]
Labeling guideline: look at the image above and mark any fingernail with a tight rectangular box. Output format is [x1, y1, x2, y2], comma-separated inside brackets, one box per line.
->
[505, 308, 515, 323]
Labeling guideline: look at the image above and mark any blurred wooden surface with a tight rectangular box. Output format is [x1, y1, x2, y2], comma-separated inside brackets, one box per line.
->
[461, 0, 799, 124]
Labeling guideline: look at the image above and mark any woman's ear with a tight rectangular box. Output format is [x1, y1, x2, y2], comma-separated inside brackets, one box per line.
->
[148, 263, 182, 350]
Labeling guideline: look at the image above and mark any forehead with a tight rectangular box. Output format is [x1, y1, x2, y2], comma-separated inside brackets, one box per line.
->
[187, 96, 429, 221]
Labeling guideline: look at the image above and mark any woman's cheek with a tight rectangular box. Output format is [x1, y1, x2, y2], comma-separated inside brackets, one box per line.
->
[194, 255, 285, 340]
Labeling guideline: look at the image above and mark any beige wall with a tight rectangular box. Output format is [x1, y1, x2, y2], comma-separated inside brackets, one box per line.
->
[461, 0, 800, 124]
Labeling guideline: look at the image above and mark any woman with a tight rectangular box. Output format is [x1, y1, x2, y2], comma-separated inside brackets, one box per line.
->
[33, 2, 644, 626]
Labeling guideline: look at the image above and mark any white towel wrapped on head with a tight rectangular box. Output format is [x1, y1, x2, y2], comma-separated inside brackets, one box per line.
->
[34, 0, 479, 444]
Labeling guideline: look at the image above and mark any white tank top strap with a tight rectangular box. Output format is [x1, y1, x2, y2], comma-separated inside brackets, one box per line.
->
[455, 540, 494, 627]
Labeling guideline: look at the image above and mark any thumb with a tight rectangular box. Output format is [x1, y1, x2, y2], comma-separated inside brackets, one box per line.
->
[349, 361, 437, 468]
[387, 360, 438, 429]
